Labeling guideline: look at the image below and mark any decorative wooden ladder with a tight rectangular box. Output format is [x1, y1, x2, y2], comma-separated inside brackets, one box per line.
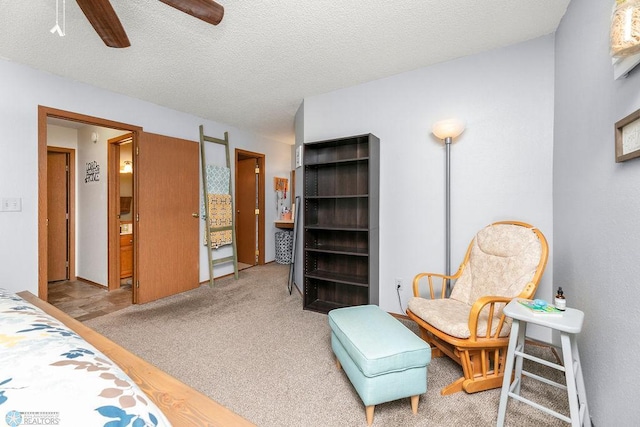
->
[199, 125, 239, 286]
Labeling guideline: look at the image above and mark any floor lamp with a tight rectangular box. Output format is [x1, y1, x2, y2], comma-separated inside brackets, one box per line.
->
[432, 118, 465, 297]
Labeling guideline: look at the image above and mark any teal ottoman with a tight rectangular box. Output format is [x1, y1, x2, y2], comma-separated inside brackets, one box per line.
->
[328, 305, 431, 425]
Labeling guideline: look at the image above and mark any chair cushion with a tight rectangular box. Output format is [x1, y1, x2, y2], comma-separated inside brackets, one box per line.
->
[408, 223, 541, 339]
[407, 297, 512, 339]
[450, 223, 542, 306]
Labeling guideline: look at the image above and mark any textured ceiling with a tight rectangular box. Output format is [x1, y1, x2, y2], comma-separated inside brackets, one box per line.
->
[0, 0, 570, 144]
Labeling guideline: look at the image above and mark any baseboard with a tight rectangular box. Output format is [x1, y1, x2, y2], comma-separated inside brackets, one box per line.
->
[76, 276, 107, 289]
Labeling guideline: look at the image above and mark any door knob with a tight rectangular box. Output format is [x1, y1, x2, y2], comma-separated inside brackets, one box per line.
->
[192, 213, 199, 218]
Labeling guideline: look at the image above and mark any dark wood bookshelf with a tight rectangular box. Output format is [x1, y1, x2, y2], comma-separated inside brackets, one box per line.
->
[303, 134, 379, 313]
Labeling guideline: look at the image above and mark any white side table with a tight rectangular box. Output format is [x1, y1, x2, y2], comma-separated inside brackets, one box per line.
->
[497, 299, 590, 427]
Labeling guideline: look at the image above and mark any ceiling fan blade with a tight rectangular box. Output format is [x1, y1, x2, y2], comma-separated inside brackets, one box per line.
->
[76, 0, 131, 48]
[159, 0, 224, 26]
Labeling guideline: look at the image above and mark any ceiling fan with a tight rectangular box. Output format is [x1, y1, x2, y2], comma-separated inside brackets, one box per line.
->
[75, 0, 224, 48]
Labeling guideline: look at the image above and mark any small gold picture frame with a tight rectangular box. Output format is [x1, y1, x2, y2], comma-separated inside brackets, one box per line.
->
[615, 108, 640, 162]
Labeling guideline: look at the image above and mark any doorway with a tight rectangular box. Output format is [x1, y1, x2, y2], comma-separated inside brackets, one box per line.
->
[235, 149, 265, 266]
[108, 133, 134, 291]
[39, 106, 200, 305]
[39, 107, 141, 302]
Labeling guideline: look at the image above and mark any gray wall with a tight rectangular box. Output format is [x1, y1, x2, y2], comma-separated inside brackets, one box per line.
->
[554, 0, 640, 423]
[302, 36, 556, 345]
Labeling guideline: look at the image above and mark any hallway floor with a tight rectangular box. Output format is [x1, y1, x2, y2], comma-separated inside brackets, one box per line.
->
[48, 280, 132, 322]
[48, 263, 256, 322]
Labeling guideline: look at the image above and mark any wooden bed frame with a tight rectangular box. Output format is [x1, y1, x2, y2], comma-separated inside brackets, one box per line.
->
[18, 291, 255, 427]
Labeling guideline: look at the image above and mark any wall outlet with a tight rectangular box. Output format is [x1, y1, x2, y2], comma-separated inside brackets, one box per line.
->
[395, 278, 403, 290]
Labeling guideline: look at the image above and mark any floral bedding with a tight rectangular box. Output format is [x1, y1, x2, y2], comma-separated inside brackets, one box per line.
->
[0, 289, 171, 426]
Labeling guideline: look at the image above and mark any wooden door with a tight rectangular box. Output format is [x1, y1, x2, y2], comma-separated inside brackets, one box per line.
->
[108, 134, 135, 291]
[135, 132, 200, 304]
[47, 151, 68, 281]
[236, 158, 257, 265]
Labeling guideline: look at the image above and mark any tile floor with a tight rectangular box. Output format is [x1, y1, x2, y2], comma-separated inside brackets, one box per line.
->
[47, 280, 132, 322]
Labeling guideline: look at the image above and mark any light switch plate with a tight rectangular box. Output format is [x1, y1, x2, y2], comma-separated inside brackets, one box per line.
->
[2, 198, 22, 212]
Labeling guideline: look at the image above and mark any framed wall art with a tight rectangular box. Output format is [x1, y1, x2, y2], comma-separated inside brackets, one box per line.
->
[615, 108, 640, 162]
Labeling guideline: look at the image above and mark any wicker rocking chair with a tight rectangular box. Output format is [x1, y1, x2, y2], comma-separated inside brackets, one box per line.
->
[406, 221, 548, 395]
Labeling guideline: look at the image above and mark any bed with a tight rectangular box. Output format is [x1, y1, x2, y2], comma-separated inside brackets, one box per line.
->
[0, 289, 254, 426]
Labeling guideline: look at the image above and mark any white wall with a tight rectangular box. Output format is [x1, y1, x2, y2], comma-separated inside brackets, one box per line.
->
[75, 125, 107, 284]
[302, 36, 556, 334]
[47, 124, 78, 150]
[0, 58, 291, 295]
[554, 0, 640, 423]
[75, 126, 127, 285]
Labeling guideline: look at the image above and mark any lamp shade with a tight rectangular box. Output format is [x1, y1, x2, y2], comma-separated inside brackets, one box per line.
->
[120, 160, 133, 174]
[432, 118, 465, 140]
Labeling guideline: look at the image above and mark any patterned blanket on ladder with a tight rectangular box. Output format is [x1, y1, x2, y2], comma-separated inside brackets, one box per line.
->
[201, 165, 233, 249]
[206, 194, 233, 249]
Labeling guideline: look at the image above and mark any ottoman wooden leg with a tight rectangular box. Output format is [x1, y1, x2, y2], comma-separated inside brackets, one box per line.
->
[365, 405, 375, 426]
[410, 395, 419, 414]
[336, 357, 342, 370]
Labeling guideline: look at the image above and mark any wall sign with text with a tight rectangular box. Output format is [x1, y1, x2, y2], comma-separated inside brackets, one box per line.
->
[85, 161, 100, 182]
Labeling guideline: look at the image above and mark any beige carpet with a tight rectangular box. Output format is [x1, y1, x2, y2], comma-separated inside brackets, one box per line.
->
[85, 263, 570, 426]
